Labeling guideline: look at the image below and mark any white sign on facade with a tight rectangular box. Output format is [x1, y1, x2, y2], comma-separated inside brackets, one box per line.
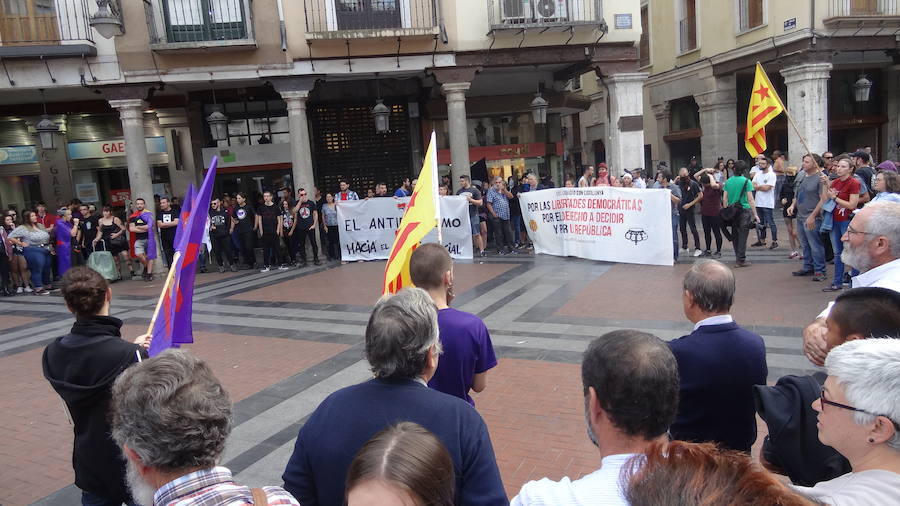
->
[518, 187, 674, 266]
[336, 196, 473, 262]
[75, 183, 99, 202]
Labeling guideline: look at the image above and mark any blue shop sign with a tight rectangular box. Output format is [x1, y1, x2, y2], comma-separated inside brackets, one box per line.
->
[0, 145, 38, 165]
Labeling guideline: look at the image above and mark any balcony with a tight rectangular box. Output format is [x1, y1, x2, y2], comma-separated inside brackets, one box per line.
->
[0, 0, 96, 58]
[144, 0, 256, 51]
[824, 0, 900, 26]
[303, 0, 440, 39]
[488, 0, 603, 30]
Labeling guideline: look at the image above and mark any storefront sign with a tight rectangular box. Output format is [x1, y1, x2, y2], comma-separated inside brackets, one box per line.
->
[437, 142, 563, 164]
[0, 145, 38, 165]
[110, 189, 131, 207]
[336, 196, 473, 261]
[75, 183, 100, 202]
[518, 187, 673, 266]
[67, 137, 167, 160]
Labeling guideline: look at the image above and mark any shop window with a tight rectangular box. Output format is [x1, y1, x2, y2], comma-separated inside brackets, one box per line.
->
[678, 0, 697, 54]
[737, 0, 764, 32]
[206, 99, 290, 148]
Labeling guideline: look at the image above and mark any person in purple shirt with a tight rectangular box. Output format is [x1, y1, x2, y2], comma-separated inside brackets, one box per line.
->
[409, 242, 497, 405]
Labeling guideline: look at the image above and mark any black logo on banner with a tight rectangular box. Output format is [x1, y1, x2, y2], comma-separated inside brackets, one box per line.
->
[625, 228, 648, 245]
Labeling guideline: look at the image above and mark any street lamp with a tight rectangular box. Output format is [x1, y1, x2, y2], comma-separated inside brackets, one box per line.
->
[372, 74, 390, 133]
[206, 83, 229, 142]
[853, 73, 872, 102]
[36, 89, 58, 150]
[474, 121, 487, 146]
[530, 92, 548, 125]
[89, 0, 124, 39]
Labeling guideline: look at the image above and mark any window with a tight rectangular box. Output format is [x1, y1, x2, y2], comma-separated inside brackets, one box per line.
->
[0, 0, 59, 44]
[738, 0, 764, 32]
[639, 5, 650, 67]
[163, 0, 246, 43]
[678, 0, 697, 54]
[204, 100, 290, 148]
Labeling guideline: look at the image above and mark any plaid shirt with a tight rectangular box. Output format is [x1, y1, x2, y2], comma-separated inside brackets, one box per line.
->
[154, 467, 299, 506]
[485, 187, 511, 220]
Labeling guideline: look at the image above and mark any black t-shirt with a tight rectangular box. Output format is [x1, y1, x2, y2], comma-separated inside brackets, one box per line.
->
[79, 215, 99, 243]
[129, 213, 149, 240]
[678, 178, 702, 211]
[156, 206, 180, 243]
[257, 202, 280, 233]
[294, 200, 317, 229]
[232, 204, 255, 233]
[456, 186, 482, 217]
[209, 208, 230, 237]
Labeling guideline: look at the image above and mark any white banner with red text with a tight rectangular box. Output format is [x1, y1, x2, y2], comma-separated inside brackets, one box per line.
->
[518, 187, 674, 266]
[336, 196, 473, 261]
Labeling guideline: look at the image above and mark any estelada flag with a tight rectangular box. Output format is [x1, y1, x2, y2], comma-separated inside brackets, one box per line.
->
[745, 62, 785, 158]
[382, 132, 441, 295]
[149, 157, 217, 356]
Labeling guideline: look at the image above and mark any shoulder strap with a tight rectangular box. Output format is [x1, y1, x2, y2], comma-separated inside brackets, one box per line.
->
[250, 487, 268, 505]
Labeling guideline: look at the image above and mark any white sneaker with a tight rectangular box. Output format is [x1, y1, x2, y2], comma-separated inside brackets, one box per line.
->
[16, 286, 23, 294]
[693, 249, 703, 257]
[260, 267, 271, 273]
[278, 265, 289, 271]
[24, 286, 33, 293]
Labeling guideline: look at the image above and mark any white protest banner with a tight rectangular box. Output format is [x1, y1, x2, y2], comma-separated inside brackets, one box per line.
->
[518, 187, 674, 266]
[336, 196, 472, 261]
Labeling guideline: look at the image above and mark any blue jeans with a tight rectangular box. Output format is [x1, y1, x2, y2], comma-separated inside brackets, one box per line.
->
[831, 220, 850, 286]
[797, 216, 826, 274]
[81, 490, 136, 506]
[22, 246, 51, 289]
[672, 213, 680, 261]
[756, 207, 778, 242]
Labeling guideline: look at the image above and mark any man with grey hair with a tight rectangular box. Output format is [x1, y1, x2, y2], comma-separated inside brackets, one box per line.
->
[669, 259, 767, 452]
[803, 201, 900, 366]
[485, 176, 515, 254]
[282, 288, 507, 506]
[110, 349, 299, 505]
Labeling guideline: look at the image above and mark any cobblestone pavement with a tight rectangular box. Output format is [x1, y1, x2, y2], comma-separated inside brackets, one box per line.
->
[0, 245, 833, 505]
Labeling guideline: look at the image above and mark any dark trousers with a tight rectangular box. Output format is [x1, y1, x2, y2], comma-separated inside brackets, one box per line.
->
[731, 210, 751, 262]
[326, 227, 340, 259]
[679, 210, 701, 250]
[0, 251, 10, 290]
[161, 236, 176, 267]
[491, 216, 514, 252]
[294, 226, 319, 262]
[237, 231, 255, 268]
[756, 207, 778, 242]
[283, 232, 296, 264]
[701, 214, 724, 253]
[261, 232, 280, 267]
[210, 234, 234, 267]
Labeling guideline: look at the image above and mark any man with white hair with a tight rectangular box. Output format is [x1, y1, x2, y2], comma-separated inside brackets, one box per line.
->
[282, 288, 507, 506]
[803, 201, 900, 365]
[110, 349, 298, 505]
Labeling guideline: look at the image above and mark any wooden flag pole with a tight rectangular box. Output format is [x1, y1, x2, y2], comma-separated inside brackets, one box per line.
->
[146, 251, 181, 335]
[758, 61, 815, 157]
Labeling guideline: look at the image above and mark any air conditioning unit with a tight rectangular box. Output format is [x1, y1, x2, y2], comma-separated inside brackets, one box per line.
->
[501, 0, 531, 24]
[534, 0, 568, 22]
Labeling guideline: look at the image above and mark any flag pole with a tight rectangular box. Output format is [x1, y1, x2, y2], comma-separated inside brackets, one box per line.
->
[756, 61, 814, 157]
[145, 251, 180, 335]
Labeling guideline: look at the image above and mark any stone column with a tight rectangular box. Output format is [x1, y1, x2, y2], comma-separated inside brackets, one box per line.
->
[272, 78, 318, 194]
[650, 101, 671, 171]
[109, 98, 155, 216]
[696, 77, 737, 166]
[780, 63, 832, 164]
[442, 82, 471, 189]
[602, 73, 649, 176]
[155, 108, 198, 199]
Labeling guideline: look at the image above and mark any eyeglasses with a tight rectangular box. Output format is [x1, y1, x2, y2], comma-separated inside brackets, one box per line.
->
[820, 386, 900, 430]
[845, 225, 877, 237]
[824, 155, 834, 159]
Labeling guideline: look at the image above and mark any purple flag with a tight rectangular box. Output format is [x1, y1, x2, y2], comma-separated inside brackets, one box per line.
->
[174, 184, 195, 248]
[149, 158, 217, 356]
[129, 210, 158, 261]
[55, 219, 73, 276]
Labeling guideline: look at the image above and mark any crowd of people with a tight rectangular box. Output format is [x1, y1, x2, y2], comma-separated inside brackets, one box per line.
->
[40, 209, 900, 505]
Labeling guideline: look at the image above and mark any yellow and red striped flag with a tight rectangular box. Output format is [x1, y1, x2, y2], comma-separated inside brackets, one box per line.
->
[744, 62, 785, 157]
[382, 131, 441, 294]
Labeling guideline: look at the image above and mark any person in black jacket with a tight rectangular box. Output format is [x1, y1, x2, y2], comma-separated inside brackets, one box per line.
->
[42, 266, 150, 506]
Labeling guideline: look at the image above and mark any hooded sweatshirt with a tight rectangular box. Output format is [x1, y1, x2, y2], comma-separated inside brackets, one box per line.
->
[42, 315, 147, 501]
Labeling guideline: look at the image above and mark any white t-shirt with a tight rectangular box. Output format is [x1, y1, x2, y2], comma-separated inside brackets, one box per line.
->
[792, 469, 900, 505]
[511, 453, 635, 506]
[752, 169, 777, 209]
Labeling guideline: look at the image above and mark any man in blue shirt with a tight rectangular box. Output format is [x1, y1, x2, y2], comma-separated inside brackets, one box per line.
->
[409, 243, 497, 404]
[282, 288, 507, 506]
[485, 176, 516, 254]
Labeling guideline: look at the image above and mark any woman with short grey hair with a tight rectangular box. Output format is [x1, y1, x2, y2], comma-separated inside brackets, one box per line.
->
[793, 338, 900, 504]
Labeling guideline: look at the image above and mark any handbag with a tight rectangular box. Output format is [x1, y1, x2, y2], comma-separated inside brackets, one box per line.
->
[719, 179, 749, 222]
[109, 232, 127, 249]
